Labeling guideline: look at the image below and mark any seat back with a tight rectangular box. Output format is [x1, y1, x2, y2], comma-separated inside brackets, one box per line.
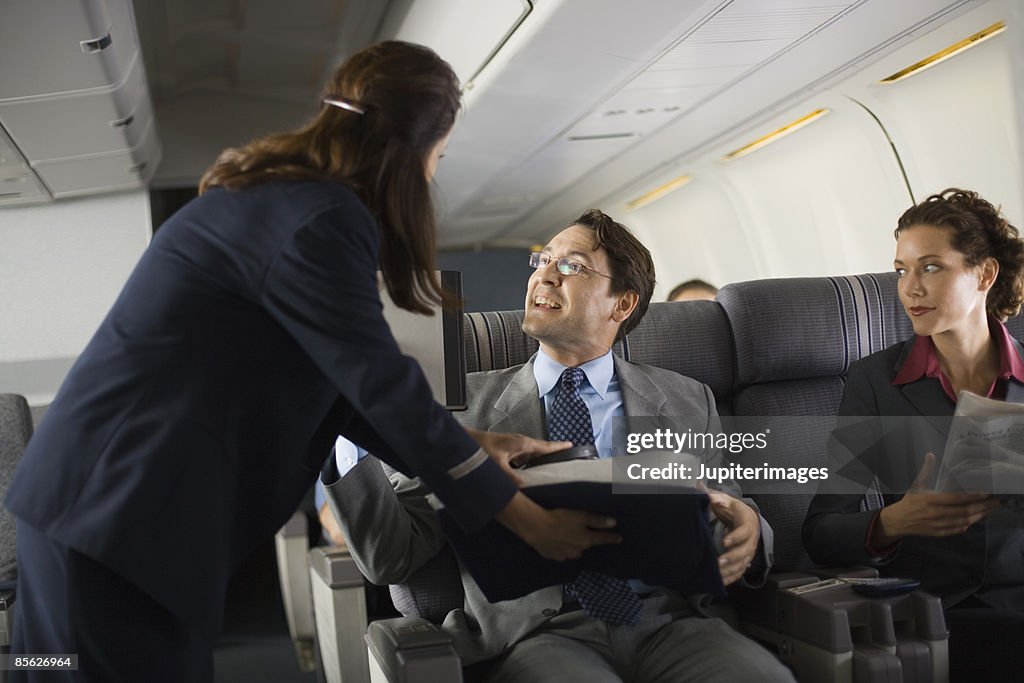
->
[388, 545, 464, 623]
[0, 394, 32, 582]
[718, 273, 913, 571]
[1006, 312, 1024, 343]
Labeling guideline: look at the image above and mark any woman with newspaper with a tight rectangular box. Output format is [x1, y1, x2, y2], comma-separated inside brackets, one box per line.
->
[803, 188, 1024, 681]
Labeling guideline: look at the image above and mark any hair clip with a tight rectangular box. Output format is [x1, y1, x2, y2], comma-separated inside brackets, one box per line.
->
[323, 96, 366, 115]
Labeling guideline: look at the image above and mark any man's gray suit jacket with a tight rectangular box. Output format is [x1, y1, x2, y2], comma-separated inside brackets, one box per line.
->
[326, 354, 775, 664]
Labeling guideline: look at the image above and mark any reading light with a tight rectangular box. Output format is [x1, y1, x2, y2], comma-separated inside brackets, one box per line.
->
[721, 108, 830, 162]
[880, 21, 1005, 84]
[625, 174, 692, 211]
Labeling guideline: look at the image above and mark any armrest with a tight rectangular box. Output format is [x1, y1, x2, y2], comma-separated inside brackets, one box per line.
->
[809, 566, 879, 580]
[731, 568, 877, 638]
[735, 573, 947, 683]
[309, 545, 370, 683]
[365, 617, 462, 683]
[274, 511, 316, 672]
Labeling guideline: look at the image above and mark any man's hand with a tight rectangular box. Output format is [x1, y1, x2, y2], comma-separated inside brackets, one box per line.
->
[318, 502, 348, 548]
[495, 491, 621, 560]
[874, 453, 1000, 544]
[466, 427, 571, 484]
[706, 489, 760, 586]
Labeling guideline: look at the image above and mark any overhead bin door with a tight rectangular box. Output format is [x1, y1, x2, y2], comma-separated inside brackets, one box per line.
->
[0, 0, 159, 204]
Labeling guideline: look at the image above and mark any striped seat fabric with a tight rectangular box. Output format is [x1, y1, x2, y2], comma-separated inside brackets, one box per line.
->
[463, 300, 735, 403]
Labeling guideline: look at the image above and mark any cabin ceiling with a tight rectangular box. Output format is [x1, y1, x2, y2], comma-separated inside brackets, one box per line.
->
[432, 0, 980, 247]
[0, 0, 984, 245]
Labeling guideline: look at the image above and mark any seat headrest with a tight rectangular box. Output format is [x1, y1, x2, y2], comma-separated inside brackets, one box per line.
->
[718, 273, 914, 386]
[462, 301, 734, 399]
[619, 300, 733, 399]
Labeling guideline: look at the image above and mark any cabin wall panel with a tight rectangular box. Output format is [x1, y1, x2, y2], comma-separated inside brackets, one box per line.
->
[0, 190, 150, 401]
[844, 30, 1021, 223]
[626, 179, 754, 301]
[627, 95, 909, 298]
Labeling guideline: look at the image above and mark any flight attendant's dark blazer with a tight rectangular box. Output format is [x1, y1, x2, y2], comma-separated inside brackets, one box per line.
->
[5, 180, 515, 636]
[803, 337, 1024, 609]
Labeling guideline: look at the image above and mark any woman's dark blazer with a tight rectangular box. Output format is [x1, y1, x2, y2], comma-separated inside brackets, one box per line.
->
[803, 337, 1024, 608]
[5, 180, 516, 634]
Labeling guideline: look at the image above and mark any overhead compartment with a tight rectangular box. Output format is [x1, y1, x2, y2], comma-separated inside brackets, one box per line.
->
[0, 173, 51, 205]
[0, 0, 160, 205]
[0, 0, 138, 98]
[0, 52, 152, 161]
[33, 118, 160, 198]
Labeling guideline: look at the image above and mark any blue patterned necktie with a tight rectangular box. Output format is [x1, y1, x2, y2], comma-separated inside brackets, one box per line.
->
[549, 367, 643, 626]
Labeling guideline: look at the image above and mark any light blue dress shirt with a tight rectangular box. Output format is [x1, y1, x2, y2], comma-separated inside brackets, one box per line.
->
[317, 436, 367, 511]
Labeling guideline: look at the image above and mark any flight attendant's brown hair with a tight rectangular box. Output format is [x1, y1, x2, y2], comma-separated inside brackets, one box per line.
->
[201, 41, 461, 314]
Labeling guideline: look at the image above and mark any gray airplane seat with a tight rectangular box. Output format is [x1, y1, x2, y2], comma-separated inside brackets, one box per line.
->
[717, 273, 915, 574]
[0, 393, 32, 656]
[717, 273, 953, 681]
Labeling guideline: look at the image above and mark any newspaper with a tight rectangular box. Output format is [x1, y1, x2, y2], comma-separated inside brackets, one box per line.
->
[937, 391, 1024, 517]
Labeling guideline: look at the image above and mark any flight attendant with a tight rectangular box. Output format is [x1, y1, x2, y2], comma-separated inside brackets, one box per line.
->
[6, 41, 616, 682]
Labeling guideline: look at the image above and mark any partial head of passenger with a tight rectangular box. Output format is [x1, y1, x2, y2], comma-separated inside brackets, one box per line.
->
[668, 279, 718, 302]
[200, 40, 460, 314]
[523, 209, 656, 365]
[893, 188, 1024, 341]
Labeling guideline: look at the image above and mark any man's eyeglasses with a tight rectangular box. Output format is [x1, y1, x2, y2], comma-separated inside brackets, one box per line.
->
[529, 251, 611, 279]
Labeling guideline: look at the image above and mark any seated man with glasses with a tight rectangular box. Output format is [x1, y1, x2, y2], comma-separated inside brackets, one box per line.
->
[321, 209, 792, 682]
